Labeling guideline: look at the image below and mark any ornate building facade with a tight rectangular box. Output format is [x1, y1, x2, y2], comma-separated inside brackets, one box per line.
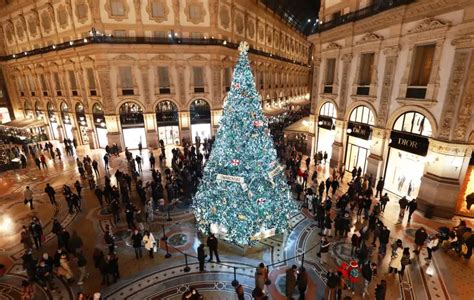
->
[309, 0, 474, 218]
[0, 0, 311, 149]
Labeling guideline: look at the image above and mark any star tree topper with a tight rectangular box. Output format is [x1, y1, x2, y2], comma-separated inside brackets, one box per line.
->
[238, 41, 249, 54]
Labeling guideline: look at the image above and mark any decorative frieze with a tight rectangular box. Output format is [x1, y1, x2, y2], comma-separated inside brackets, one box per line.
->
[407, 17, 450, 34]
[355, 32, 383, 45]
[323, 42, 342, 51]
[338, 54, 352, 117]
[452, 51, 474, 142]
[438, 50, 470, 140]
[377, 51, 398, 126]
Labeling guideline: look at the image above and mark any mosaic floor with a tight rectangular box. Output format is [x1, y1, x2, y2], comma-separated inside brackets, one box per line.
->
[0, 143, 472, 299]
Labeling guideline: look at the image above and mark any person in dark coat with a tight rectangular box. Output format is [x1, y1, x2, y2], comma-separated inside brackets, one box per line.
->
[130, 229, 143, 259]
[206, 234, 221, 262]
[414, 227, 428, 254]
[407, 199, 418, 223]
[94, 187, 104, 208]
[375, 279, 387, 300]
[375, 177, 384, 198]
[197, 244, 206, 272]
[44, 183, 58, 206]
[362, 262, 377, 297]
[297, 267, 308, 300]
[285, 265, 298, 300]
[380, 193, 389, 212]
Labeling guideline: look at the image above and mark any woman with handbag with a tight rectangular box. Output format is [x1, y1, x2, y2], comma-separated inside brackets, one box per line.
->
[389, 240, 403, 275]
[143, 230, 156, 259]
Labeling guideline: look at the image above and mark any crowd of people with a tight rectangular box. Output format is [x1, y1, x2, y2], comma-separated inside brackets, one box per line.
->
[13, 122, 473, 300]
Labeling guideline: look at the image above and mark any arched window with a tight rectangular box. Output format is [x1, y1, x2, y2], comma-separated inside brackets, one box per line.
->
[35, 102, 44, 119]
[92, 103, 103, 115]
[190, 99, 210, 124]
[47, 102, 55, 112]
[92, 103, 106, 128]
[119, 102, 144, 125]
[156, 100, 178, 125]
[349, 105, 374, 125]
[319, 102, 337, 118]
[393, 111, 432, 137]
[75, 102, 85, 114]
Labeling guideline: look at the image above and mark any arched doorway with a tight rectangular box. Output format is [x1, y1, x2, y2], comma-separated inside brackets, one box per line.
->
[60, 102, 74, 140]
[190, 99, 211, 143]
[344, 105, 375, 175]
[384, 111, 432, 198]
[119, 102, 147, 149]
[92, 103, 108, 148]
[47, 102, 60, 140]
[316, 102, 337, 164]
[156, 100, 179, 145]
[75, 102, 89, 145]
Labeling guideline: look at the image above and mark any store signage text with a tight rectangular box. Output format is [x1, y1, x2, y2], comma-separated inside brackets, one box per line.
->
[389, 131, 429, 156]
[318, 116, 334, 130]
[347, 122, 371, 140]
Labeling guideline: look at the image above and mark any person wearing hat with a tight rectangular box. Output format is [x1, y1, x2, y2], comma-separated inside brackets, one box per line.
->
[347, 260, 360, 294]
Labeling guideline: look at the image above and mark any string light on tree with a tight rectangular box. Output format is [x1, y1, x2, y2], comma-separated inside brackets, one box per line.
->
[192, 41, 297, 246]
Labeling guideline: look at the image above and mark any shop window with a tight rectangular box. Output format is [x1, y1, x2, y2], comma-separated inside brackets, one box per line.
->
[408, 44, 435, 99]
[28, 75, 36, 96]
[119, 66, 134, 94]
[320, 102, 336, 118]
[349, 105, 374, 125]
[68, 70, 78, 96]
[86, 68, 97, 95]
[17, 77, 25, 96]
[324, 58, 336, 93]
[358, 53, 374, 95]
[111, 0, 125, 16]
[393, 111, 432, 137]
[53, 72, 62, 93]
[193, 67, 204, 93]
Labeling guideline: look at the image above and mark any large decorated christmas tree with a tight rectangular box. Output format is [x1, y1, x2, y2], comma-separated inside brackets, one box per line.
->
[193, 41, 297, 245]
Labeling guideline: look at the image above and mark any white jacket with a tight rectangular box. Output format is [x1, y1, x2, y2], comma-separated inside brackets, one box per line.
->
[143, 233, 156, 251]
[427, 237, 439, 249]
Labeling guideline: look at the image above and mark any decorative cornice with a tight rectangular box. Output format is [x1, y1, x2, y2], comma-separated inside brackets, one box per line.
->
[323, 42, 342, 51]
[112, 54, 137, 61]
[356, 32, 383, 45]
[150, 54, 173, 61]
[186, 54, 207, 61]
[451, 34, 474, 47]
[383, 45, 400, 57]
[407, 17, 450, 34]
[341, 53, 352, 62]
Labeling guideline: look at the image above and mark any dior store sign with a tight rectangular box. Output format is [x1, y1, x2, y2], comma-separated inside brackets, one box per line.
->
[389, 131, 429, 157]
[347, 122, 372, 140]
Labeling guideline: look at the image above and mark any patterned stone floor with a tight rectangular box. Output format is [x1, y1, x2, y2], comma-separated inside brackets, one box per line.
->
[0, 143, 472, 299]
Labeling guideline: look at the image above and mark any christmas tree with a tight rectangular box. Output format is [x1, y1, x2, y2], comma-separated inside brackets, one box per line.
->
[193, 41, 297, 245]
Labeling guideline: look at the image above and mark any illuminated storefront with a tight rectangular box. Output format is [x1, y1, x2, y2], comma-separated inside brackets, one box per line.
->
[156, 100, 180, 145]
[316, 102, 336, 163]
[75, 102, 89, 145]
[384, 112, 432, 198]
[47, 102, 60, 140]
[119, 102, 147, 149]
[456, 153, 474, 217]
[344, 105, 374, 174]
[60, 102, 74, 140]
[190, 99, 211, 143]
[92, 103, 108, 148]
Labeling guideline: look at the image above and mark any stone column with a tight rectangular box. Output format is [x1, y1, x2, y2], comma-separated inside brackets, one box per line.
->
[96, 65, 114, 148]
[377, 46, 400, 126]
[366, 127, 387, 180]
[417, 141, 471, 218]
[330, 119, 345, 168]
[337, 53, 352, 118]
[143, 113, 158, 149]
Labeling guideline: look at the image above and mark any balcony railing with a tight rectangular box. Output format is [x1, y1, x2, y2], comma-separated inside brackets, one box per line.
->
[0, 36, 310, 67]
[316, 0, 415, 33]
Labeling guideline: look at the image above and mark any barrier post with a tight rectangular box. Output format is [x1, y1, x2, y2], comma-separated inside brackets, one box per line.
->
[231, 267, 239, 287]
[164, 239, 172, 258]
[183, 254, 191, 272]
[166, 205, 172, 222]
[161, 224, 167, 241]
